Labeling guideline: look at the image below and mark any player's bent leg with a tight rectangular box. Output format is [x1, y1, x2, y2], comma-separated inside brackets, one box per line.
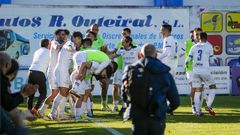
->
[205, 84, 217, 116]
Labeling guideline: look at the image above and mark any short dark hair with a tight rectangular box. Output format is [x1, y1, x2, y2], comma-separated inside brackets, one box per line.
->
[194, 27, 203, 32]
[82, 38, 92, 46]
[72, 31, 83, 39]
[54, 29, 61, 35]
[87, 31, 97, 38]
[200, 32, 208, 40]
[190, 30, 194, 34]
[6, 59, 19, 76]
[162, 24, 172, 32]
[64, 29, 70, 36]
[41, 39, 49, 48]
[123, 36, 133, 46]
[123, 28, 131, 34]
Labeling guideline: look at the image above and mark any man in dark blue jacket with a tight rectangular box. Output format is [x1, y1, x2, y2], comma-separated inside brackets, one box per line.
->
[122, 44, 180, 135]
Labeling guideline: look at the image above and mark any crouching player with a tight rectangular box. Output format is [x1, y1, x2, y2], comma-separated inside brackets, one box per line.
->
[70, 49, 118, 121]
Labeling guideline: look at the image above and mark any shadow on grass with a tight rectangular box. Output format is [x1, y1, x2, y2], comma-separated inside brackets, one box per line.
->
[27, 120, 131, 135]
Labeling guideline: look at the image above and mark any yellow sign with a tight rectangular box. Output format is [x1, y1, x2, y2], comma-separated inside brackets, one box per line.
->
[201, 12, 223, 32]
[226, 12, 240, 32]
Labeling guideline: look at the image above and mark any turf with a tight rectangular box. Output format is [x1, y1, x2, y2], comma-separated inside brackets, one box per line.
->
[21, 96, 240, 135]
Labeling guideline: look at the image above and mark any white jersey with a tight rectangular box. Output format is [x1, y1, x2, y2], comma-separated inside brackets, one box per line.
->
[55, 40, 76, 71]
[116, 46, 141, 68]
[188, 42, 214, 71]
[48, 40, 61, 71]
[157, 36, 178, 67]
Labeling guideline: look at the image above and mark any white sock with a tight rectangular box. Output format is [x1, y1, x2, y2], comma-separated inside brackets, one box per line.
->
[87, 98, 92, 113]
[79, 102, 87, 116]
[51, 94, 64, 115]
[69, 96, 75, 116]
[39, 104, 48, 113]
[58, 97, 67, 116]
[75, 107, 81, 118]
[200, 91, 205, 108]
[207, 90, 215, 108]
[113, 101, 119, 107]
[194, 92, 201, 113]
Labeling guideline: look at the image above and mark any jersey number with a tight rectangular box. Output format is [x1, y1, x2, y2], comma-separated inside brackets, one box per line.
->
[197, 50, 202, 61]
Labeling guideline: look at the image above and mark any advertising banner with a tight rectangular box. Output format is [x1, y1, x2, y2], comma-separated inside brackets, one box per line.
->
[1, 7, 189, 94]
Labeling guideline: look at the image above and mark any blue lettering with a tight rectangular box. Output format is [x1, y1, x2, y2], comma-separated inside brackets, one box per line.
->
[14, 77, 24, 90]
[19, 18, 31, 27]
[103, 19, 115, 27]
[49, 15, 64, 27]
[72, 15, 84, 27]
[31, 17, 41, 27]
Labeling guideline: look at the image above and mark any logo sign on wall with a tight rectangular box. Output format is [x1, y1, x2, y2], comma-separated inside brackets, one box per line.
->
[226, 35, 240, 55]
[226, 12, 240, 32]
[201, 12, 223, 33]
[207, 35, 223, 55]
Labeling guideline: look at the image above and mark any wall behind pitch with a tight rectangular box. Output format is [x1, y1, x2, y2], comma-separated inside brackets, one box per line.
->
[0, 7, 189, 95]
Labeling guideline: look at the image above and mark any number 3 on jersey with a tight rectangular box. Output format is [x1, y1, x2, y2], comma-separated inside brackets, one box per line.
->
[197, 50, 202, 61]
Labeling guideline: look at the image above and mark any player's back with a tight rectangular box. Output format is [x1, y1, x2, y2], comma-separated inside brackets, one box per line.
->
[190, 42, 213, 71]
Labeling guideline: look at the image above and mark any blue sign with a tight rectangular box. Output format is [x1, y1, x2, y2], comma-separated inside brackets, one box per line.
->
[0, 0, 11, 4]
[226, 35, 240, 55]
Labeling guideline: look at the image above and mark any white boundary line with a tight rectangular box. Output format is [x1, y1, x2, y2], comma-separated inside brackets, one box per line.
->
[90, 119, 123, 135]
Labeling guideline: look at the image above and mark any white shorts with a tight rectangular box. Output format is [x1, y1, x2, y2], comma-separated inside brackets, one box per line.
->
[192, 71, 215, 88]
[54, 68, 71, 88]
[113, 69, 123, 85]
[72, 79, 91, 95]
[186, 71, 193, 83]
[47, 71, 58, 90]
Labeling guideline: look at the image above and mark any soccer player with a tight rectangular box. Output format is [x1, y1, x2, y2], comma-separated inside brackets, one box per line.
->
[157, 24, 178, 76]
[37, 29, 65, 117]
[89, 24, 112, 111]
[111, 28, 138, 112]
[110, 36, 141, 112]
[70, 49, 117, 120]
[48, 31, 82, 120]
[185, 32, 217, 116]
[27, 39, 50, 114]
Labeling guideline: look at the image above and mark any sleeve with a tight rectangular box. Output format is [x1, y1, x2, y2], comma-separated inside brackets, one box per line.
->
[1, 91, 24, 112]
[186, 47, 194, 64]
[91, 61, 100, 71]
[209, 45, 215, 64]
[116, 49, 122, 56]
[166, 73, 180, 113]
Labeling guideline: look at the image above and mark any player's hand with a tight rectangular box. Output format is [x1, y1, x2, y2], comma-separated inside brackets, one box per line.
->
[21, 84, 38, 97]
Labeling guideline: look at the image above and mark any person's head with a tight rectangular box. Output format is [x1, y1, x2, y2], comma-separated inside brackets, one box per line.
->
[141, 43, 157, 58]
[190, 30, 194, 39]
[95, 61, 118, 80]
[82, 38, 92, 48]
[56, 29, 66, 44]
[64, 29, 70, 42]
[193, 27, 203, 43]
[121, 36, 133, 49]
[6, 59, 19, 81]
[86, 31, 97, 42]
[0, 52, 11, 74]
[122, 28, 131, 37]
[90, 24, 99, 35]
[160, 24, 172, 37]
[200, 32, 208, 42]
[72, 31, 83, 46]
[40, 39, 49, 48]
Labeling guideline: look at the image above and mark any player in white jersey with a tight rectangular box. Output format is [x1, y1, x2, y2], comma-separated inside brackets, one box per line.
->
[185, 32, 217, 116]
[37, 29, 65, 117]
[110, 36, 141, 111]
[157, 24, 178, 76]
[48, 31, 82, 120]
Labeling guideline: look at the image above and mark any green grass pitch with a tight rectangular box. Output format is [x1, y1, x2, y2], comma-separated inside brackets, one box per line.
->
[21, 96, 240, 135]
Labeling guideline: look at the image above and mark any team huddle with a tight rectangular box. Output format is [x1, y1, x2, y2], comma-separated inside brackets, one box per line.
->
[27, 24, 217, 121]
